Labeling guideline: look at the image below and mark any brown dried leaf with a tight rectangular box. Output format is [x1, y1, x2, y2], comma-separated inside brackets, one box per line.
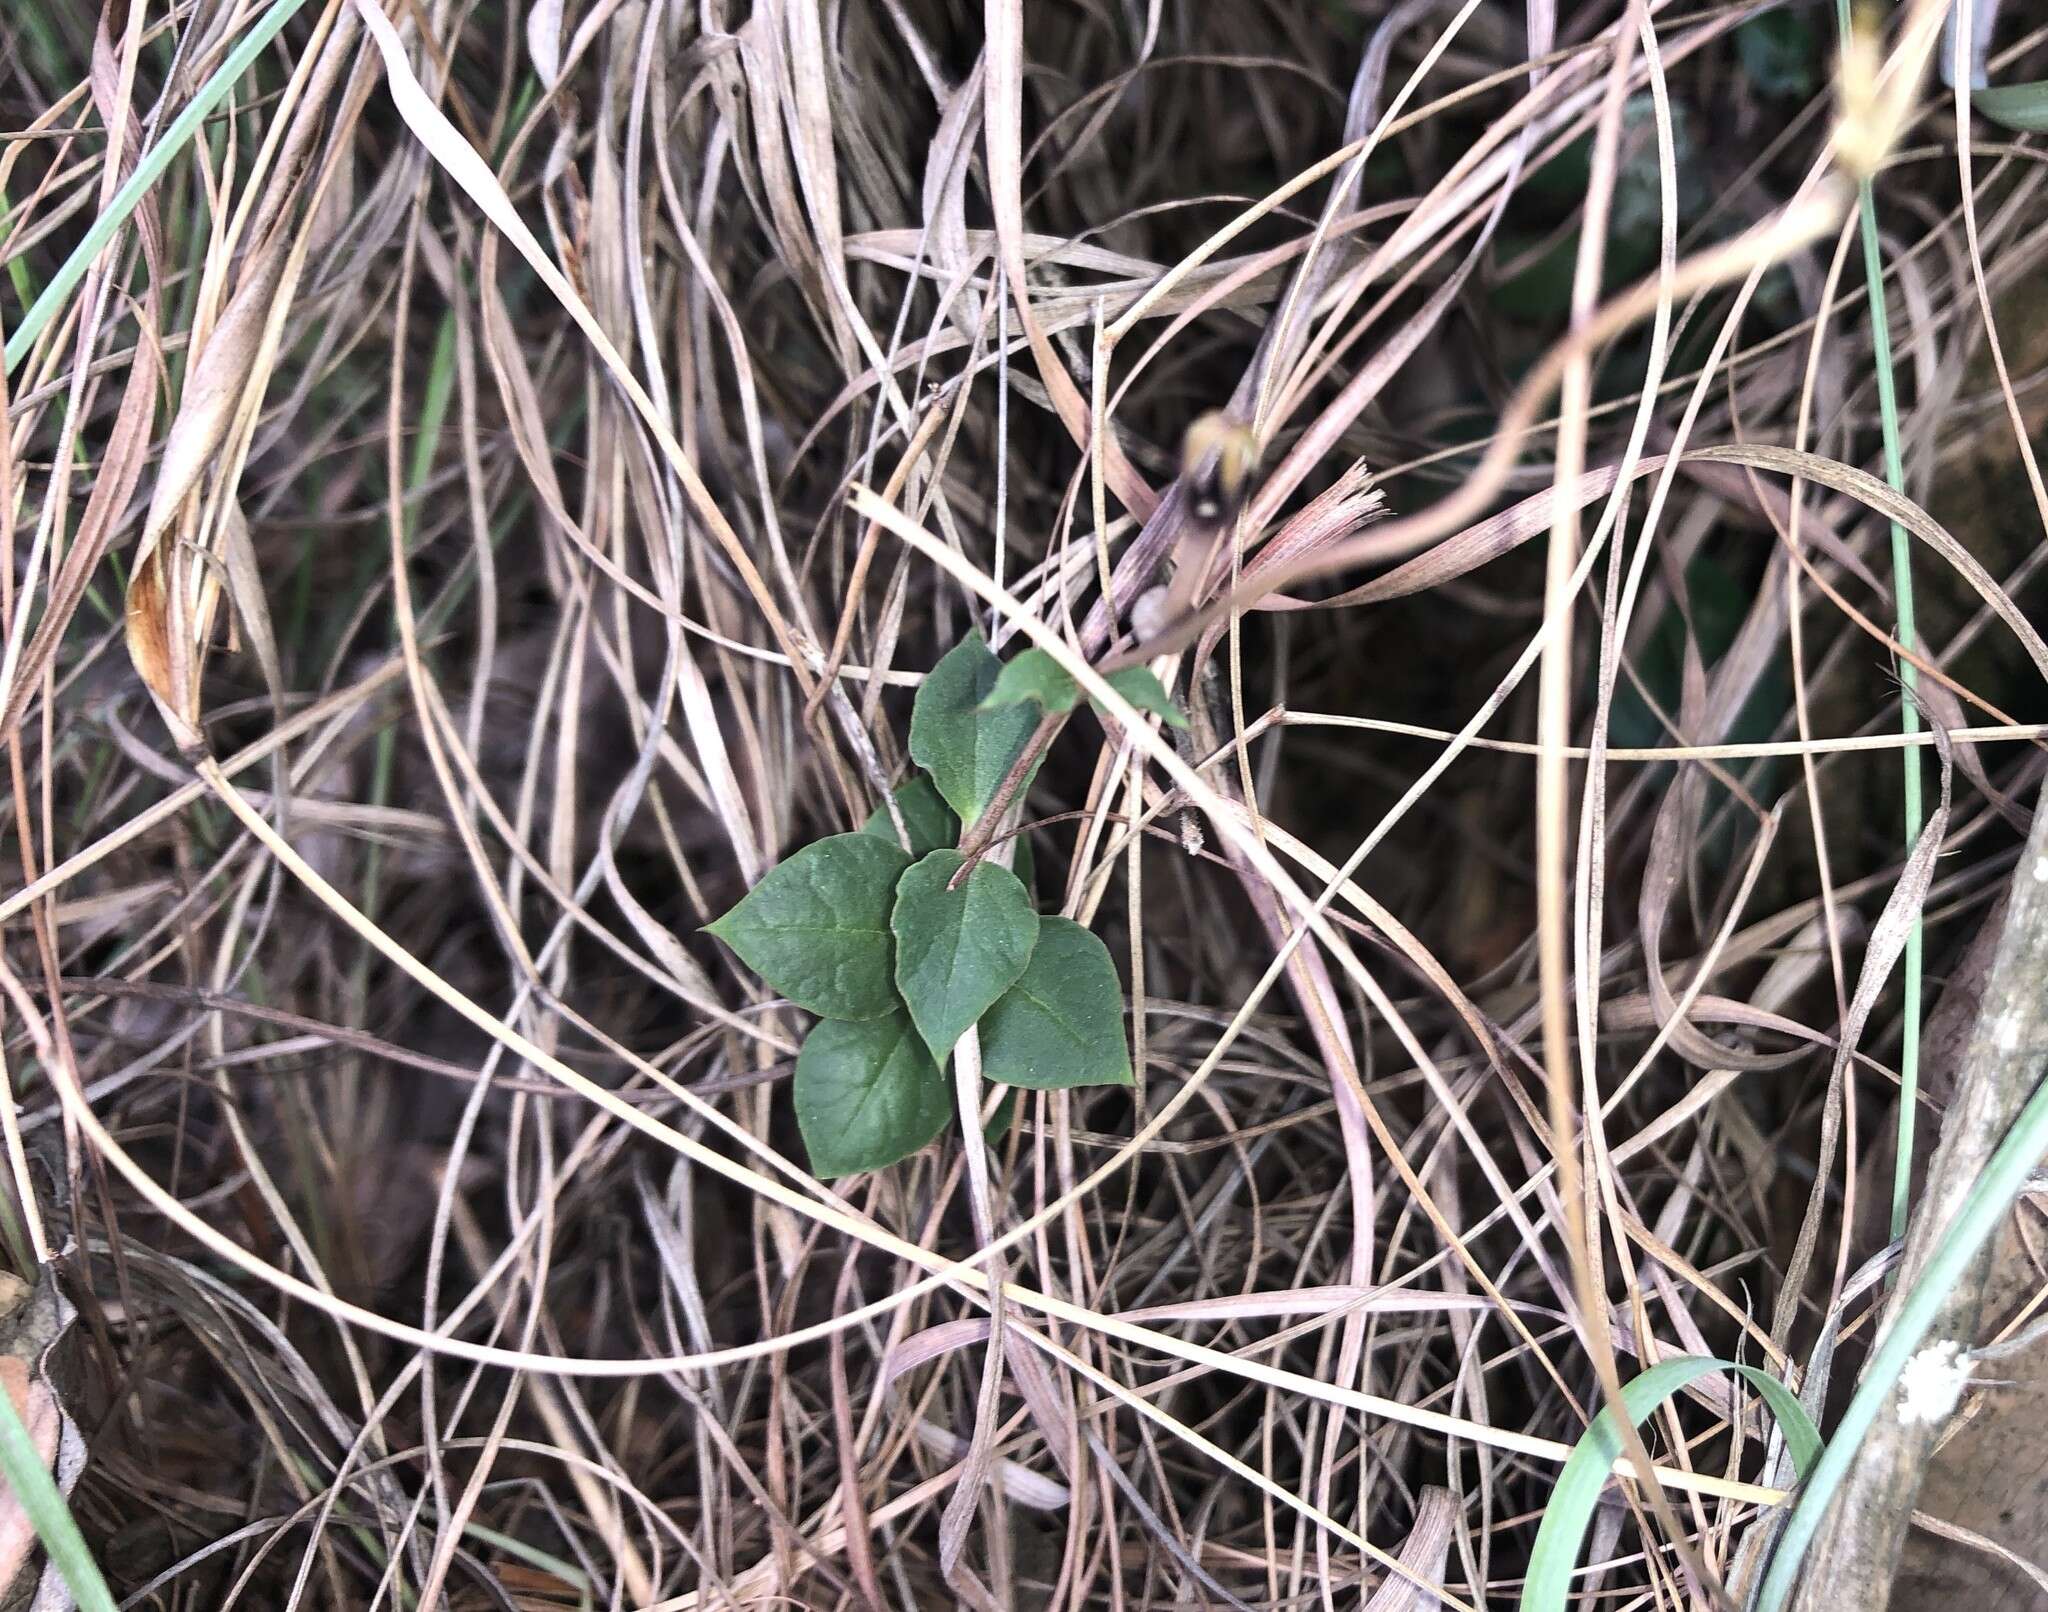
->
[134, 238, 289, 570]
[0, 1269, 82, 1612]
[1364, 1485, 1456, 1611]
[122, 547, 198, 753]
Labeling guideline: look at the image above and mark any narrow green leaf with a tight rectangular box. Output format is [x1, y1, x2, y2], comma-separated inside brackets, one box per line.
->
[1974, 80, 2048, 134]
[891, 850, 1038, 1061]
[861, 775, 959, 858]
[6, 0, 315, 376]
[0, 1386, 115, 1612]
[980, 648, 1080, 716]
[794, 1013, 951, 1178]
[1102, 666, 1188, 728]
[1757, 1066, 2048, 1609]
[707, 833, 910, 1020]
[1826, 0, 1924, 1244]
[979, 917, 1133, 1089]
[1521, 1357, 1820, 1612]
[909, 632, 1039, 824]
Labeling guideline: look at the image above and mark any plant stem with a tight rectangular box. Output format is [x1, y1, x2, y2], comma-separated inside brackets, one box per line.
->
[955, 712, 1061, 868]
[1768, 780, 2048, 1611]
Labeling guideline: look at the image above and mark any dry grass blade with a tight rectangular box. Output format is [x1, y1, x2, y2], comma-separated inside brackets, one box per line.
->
[6, 3, 2047, 1606]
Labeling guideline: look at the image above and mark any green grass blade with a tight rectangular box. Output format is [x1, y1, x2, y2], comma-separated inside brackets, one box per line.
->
[0, 1384, 117, 1612]
[1836, 0, 1923, 1243]
[458, 1522, 592, 1601]
[3, 0, 312, 376]
[1757, 1069, 2048, 1608]
[1, 189, 43, 316]
[360, 309, 457, 923]
[1520, 1357, 1820, 1612]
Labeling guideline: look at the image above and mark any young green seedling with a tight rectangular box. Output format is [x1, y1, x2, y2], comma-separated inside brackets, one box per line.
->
[708, 631, 1172, 1176]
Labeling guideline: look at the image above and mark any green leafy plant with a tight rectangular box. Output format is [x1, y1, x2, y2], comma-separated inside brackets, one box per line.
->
[711, 632, 1179, 1177]
[1735, 10, 1819, 101]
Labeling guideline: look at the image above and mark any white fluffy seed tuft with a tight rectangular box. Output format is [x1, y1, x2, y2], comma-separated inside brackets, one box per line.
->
[1896, 1339, 1973, 1427]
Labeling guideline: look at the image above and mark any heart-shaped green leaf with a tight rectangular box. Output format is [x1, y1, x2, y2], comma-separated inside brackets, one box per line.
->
[1100, 665, 1187, 728]
[979, 649, 1187, 730]
[909, 632, 1040, 825]
[891, 850, 1038, 1061]
[979, 917, 1133, 1089]
[706, 833, 910, 1020]
[794, 1012, 951, 1178]
[979, 648, 1080, 716]
[860, 775, 959, 858]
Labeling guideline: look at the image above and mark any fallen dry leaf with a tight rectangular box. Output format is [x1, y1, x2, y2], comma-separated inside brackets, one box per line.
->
[0, 1268, 84, 1612]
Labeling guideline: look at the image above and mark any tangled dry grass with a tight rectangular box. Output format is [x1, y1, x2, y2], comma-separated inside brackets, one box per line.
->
[4, 0, 2048, 1606]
